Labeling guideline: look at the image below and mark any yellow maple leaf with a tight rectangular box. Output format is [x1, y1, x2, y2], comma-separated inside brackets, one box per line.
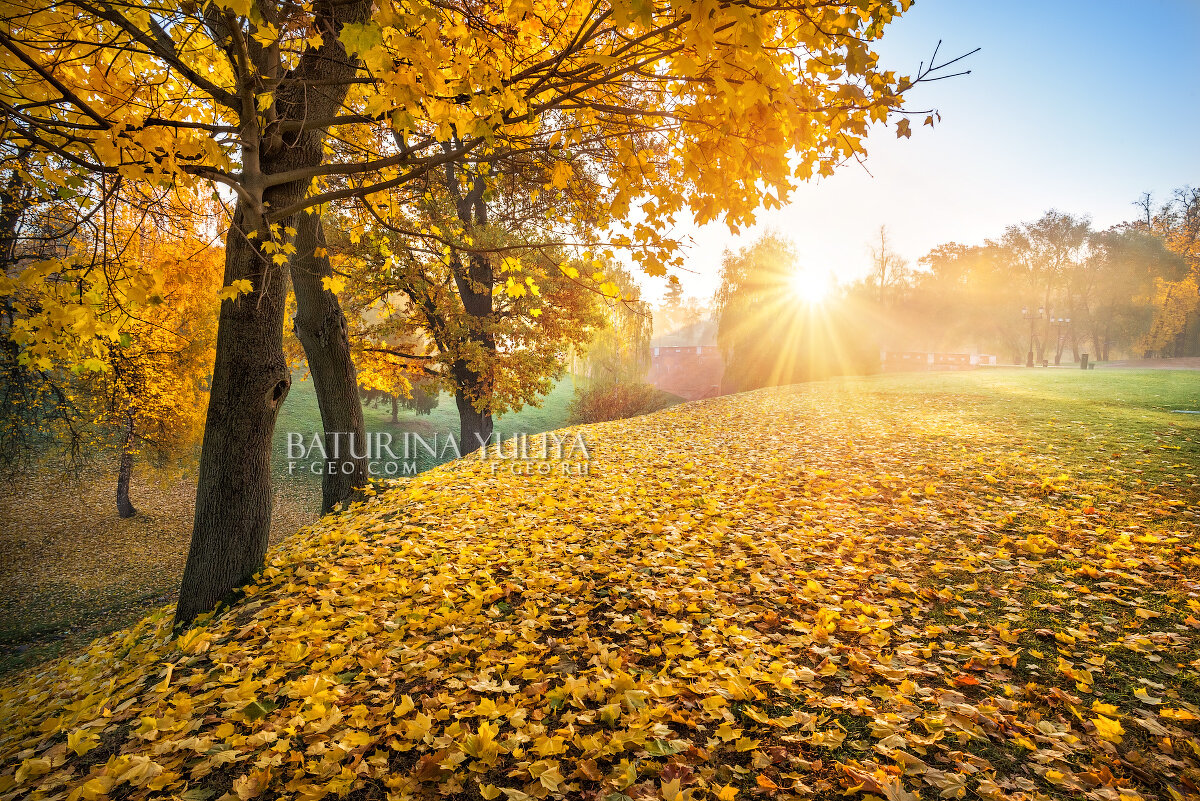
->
[1093, 715, 1124, 742]
[67, 728, 100, 756]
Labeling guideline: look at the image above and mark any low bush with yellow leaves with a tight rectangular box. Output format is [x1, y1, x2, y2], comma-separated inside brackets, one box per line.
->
[2, 374, 1199, 801]
[567, 382, 678, 425]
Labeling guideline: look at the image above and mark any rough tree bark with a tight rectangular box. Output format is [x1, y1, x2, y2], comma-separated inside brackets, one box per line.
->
[454, 379, 494, 453]
[116, 413, 136, 518]
[291, 210, 368, 514]
[447, 164, 497, 455]
[451, 248, 496, 453]
[175, 204, 294, 624]
[175, 0, 369, 625]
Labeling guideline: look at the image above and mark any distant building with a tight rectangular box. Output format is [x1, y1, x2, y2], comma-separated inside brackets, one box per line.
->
[647, 320, 724, 400]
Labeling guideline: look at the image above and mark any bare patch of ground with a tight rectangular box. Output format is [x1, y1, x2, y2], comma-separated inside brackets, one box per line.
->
[0, 462, 317, 675]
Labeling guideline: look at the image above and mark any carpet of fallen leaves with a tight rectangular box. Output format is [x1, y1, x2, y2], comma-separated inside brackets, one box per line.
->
[2, 379, 1199, 801]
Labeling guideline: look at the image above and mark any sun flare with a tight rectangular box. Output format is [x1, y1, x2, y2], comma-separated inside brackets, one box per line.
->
[788, 267, 832, 305]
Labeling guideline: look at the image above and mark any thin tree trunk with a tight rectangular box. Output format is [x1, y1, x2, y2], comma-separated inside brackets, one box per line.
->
[116, 414, 136, 519]
[391, 394, 398, 423]
[291, 210, 367, 514]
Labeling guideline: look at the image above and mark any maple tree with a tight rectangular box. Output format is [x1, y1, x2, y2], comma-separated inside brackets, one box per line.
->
[0, 0, 921, 620]
[330, 175, 606, 453]
[0, 179, 222, 516]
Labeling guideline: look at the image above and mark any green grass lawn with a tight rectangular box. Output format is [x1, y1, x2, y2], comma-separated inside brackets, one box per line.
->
[268, 367, 1200, 508]
[848, 368, 1200, 490]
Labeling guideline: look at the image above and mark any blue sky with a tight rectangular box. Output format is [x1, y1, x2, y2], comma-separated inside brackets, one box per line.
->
[657, 0, 1200, 302]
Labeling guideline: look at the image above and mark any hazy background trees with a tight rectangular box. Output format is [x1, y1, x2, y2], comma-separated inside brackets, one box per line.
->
[714, 234, 878, 393]
[708, 187, 1198, 392]
[858, 189, 1197, 364]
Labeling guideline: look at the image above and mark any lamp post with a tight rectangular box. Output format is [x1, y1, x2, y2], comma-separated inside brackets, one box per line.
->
[1051, 316, 1071, 365]
[1022, 306, 1044, 367]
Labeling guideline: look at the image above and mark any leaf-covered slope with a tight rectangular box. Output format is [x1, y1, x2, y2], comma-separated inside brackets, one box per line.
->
[3, 380, 1200, 801]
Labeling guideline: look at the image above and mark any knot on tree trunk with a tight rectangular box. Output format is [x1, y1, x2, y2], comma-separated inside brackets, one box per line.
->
[267, 377, 291, 411]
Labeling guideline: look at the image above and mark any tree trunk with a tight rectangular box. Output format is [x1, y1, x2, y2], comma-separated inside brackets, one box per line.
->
[175, 206, 292, 624]
[174, 0, 370, 626]
[446, 166, 497, 456]
[116, 414, 136, 519]
[391, 394, 398, 423]
[291, 210, 367, 514]
[455, 383, 494, 454]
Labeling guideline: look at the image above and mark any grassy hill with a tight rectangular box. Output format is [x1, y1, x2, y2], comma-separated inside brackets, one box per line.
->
[2, 370, 1199, 801]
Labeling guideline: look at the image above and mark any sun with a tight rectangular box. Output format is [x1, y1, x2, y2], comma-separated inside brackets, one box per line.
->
[788, 266, 832, 305]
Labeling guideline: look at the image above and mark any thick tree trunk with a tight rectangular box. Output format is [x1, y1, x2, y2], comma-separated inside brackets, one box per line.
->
[116, 414, 136, 519]
[291, 211, 367, 514]
[455, 383, 494, 454]
[175, 206, 292, 624]
[391, 395, 399, 423]
[174, 0, 370, 626]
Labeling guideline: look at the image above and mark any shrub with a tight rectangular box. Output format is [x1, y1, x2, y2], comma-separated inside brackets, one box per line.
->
[567, 381, 678, 424]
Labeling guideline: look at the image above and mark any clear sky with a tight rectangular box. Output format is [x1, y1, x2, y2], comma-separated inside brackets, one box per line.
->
[651, 0, 1200, 303]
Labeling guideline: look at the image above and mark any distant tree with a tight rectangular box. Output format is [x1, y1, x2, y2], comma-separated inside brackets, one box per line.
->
[577, 267, 653, 385]
[910, 242, 1022, 357]
[655, 282, 707, 336]
[869, 226, 912, 306]
[358, 381, 439, 423]
[1077, 227, 1186, 360]
[999, 211, 1091, 362]
[1129, 188, 1200, 356]
[1, 186, 221, 515]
